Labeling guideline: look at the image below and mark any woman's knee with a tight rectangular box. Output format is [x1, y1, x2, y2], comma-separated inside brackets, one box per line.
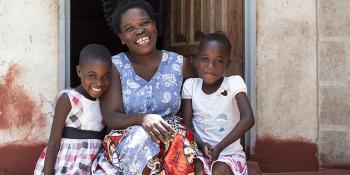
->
[212, 162, 234, 175]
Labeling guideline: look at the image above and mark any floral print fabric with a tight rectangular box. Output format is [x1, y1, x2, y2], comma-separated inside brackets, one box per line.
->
[91, 51, 185, 175]
[113, 50, 183, 120]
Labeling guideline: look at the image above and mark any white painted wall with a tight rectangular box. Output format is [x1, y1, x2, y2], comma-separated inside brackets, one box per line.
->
[0, 0, 59, 143]
[256, 0, 318, 141]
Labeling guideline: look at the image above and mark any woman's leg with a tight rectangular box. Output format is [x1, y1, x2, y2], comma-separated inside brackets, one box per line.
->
[117, 126, 160, 175]
[212, 161, 234, 175]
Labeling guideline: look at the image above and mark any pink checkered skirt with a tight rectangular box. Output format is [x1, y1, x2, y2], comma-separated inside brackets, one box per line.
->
[196, 151, 248, 175]
[34, 138, 102, 175]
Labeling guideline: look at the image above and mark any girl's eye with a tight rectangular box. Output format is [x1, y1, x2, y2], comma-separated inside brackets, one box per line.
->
[200, 57, 209, 63]
[104, 74, 112, 80]
[88, 74, 96, 79]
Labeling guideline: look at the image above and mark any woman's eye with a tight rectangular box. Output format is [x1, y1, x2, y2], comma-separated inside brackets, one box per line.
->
[125, 26, 134, 32]
[141, 20, 151, 26]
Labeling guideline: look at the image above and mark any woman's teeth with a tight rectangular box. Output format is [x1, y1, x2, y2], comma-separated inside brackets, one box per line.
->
[136, 37, 150, 44]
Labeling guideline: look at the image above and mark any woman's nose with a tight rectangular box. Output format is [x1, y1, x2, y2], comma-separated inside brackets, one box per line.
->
[135, 26, 145, 34]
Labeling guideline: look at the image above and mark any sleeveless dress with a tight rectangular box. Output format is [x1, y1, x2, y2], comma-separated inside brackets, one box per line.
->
[92, 51, 197, 175]
[34, 89, 104, 175]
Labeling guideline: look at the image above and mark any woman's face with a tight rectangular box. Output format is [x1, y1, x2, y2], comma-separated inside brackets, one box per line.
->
[118, 8, 157, 56]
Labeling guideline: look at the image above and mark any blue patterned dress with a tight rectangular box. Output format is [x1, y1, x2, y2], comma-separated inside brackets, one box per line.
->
[92, 50, 185, 175]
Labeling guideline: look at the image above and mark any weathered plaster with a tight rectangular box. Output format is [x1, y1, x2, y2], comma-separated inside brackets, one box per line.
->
[0, 0, 58, 143]
[317, 0, 350, 167]
[0, 0, 59, 173]
[255, 0, 318, 172]
[256, 0, 317, 141]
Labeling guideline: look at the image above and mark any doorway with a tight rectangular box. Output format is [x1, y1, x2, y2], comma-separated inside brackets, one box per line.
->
[68, 0, 251, 156]
[69, 0, 164, 87]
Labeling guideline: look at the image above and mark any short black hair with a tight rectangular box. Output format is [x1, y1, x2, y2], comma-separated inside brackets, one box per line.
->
[112, 0, 155, 34]
[198, 32, 232, 57]
[79, 44, 112, 66]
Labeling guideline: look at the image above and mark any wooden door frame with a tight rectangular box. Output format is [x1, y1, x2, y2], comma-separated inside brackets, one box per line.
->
[244, 0, 256, 156]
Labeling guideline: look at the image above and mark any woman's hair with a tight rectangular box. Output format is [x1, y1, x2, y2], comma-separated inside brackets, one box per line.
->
[112, 0, 155, 34]
[198, 32, 232, 56]
[79, 44, 112, 66]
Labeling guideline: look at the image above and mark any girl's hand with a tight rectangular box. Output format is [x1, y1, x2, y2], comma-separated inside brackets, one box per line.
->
[142, 114, 176, 144]
[198, 141, 214, 159]
[209, 146, 221, 162]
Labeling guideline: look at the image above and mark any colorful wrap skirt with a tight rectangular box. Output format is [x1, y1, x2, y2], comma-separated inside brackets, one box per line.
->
[91, 117, 198, 175]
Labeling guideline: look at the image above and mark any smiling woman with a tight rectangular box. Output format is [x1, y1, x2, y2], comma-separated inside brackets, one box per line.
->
[90, 0, 198, 174]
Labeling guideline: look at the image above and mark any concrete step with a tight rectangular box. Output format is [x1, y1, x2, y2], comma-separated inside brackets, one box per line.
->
[261, 169, 350, 175]
[247, 161, 350, 175]
[248, 161, 262, 175]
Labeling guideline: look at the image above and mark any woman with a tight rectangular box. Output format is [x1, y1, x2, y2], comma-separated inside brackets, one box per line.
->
[92, 0, 197, 174]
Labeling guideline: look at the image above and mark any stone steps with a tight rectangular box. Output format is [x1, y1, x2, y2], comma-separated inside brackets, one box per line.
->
[247, 161, 350, 175]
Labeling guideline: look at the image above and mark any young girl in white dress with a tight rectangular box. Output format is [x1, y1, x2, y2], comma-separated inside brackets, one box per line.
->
[182, 33, 255, 175]
[34, 44, 112, 175]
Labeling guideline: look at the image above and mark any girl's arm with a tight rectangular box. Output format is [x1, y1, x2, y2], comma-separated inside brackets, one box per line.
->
[100, 66, 175, 144]
[211, 92, 255, 160]
[182, 99, 212, 158]
[43, 94, 71, 175]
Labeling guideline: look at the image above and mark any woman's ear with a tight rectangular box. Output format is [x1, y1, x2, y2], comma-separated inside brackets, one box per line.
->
[118, 34, 125, 45]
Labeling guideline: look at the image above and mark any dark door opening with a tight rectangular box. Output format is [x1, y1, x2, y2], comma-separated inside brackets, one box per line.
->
[70, 0, 164, 88]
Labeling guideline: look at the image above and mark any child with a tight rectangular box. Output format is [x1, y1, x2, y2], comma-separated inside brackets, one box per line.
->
[34, 44, 112, 175]
[181, 32, 255, 175]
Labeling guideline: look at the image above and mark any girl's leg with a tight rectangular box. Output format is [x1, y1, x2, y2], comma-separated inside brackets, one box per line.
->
[194, 159, 206, 175]
[212, 162, 234, 175]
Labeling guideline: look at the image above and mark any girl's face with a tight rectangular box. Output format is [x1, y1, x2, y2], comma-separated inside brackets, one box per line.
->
[196, 41, 231, 85]
[77, 59, 111, 100]
[118, 8, 157, 56]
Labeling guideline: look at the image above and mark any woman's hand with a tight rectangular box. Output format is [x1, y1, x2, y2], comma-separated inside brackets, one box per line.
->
[141, 114, 176, 144]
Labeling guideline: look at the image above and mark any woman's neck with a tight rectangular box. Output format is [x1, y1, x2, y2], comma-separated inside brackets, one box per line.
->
[126, 49, 161, 65]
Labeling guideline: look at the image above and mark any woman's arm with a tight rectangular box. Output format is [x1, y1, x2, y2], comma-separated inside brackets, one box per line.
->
[211, 92, 255, 160]
[44, 94, 71, 175]
[100, 65, 175, 143]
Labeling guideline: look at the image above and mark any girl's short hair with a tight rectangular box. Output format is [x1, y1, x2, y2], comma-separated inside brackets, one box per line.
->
[79, 44, 112, 66]
[198, 32, 232, 56]
[112, 0, 155, 34]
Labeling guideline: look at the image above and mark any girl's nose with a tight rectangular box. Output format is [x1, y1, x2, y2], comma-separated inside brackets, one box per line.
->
[95, 79, 102, 86]
[207, 61, 215, 69]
